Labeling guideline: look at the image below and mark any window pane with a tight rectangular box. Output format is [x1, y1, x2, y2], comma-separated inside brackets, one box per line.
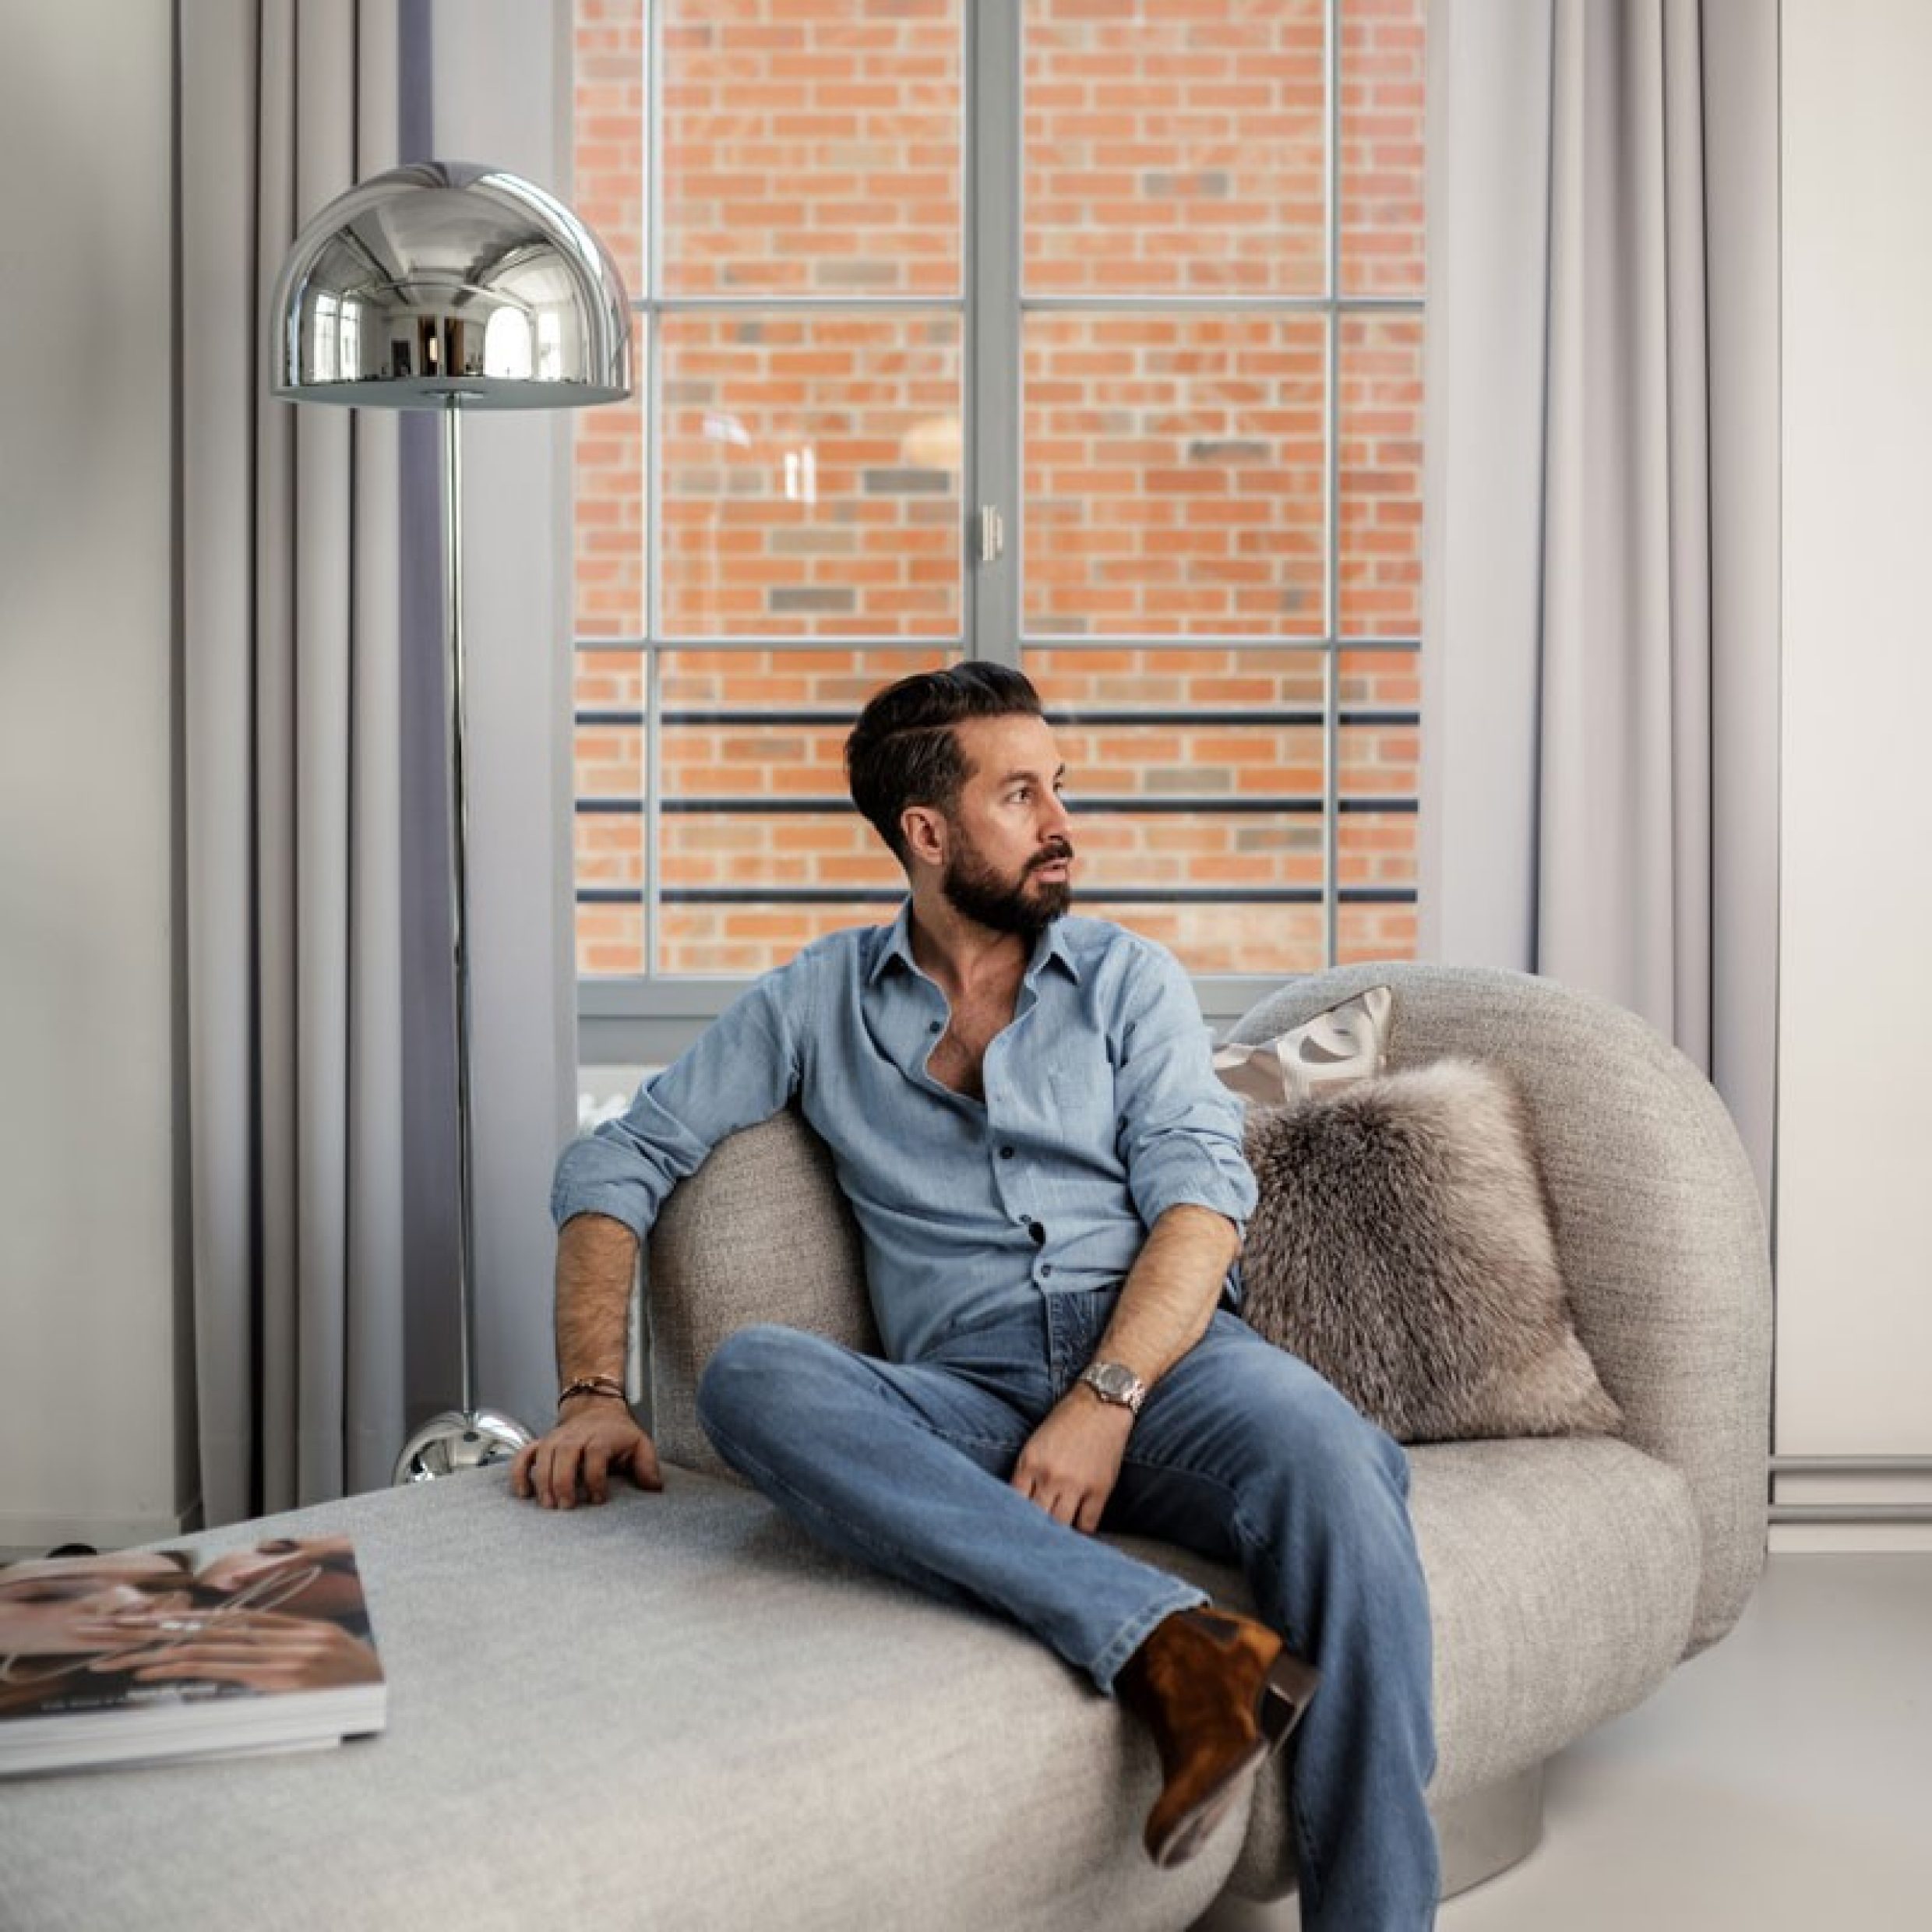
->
[1029, 643, 1327, 710]
[1023, 315, 1326, 637]
[1024, 0, 1325, 297]
[1339, 0, 1426, 297]
[659, 902, 903, 977]
[660, 645, 951, 707]
[662, 717, 852, 806]
[1071, 807, 1324, 894]
[1337, 643, 1418, 711]
[1058, 719, 1325, 806]
[573, 650, 647, 977]
[574, 0, 647, 298]
[654, 646, 949, 975]
[1338, 313, 1423, 636]
[660, 312, 962, 636]
[574, 382, 647, 640]
[1338, 712, 1417, 799]
[1337, 644, 1418, 964]
[579, 900, 646, 978]
[1030, 646, 1327, 977]
[661, 0, 963, 297]
[661, 811, 900, 900]
[1081, 901, 1327, 978]
[1338, 809, 1415, 893]
[1337, 896, 1416, 964]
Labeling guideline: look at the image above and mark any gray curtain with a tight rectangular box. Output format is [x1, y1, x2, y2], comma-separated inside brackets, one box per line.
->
[179, 0, 575, 1527]
[1419, 0, 1781, 1205]
[180, 0, 411, 1522]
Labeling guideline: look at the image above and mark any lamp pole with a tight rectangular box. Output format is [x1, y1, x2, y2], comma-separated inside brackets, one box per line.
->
[269, 161, 633, 1483]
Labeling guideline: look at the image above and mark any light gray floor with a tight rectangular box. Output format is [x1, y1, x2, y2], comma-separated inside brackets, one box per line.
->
[1204, 1553, 1932, 1931]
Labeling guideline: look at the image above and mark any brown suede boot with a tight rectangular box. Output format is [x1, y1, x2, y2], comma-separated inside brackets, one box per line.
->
[1115, 1607, 1320, 1869]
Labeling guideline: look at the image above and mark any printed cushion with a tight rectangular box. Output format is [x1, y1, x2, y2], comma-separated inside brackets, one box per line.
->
[1213, 984, 1394, 1105]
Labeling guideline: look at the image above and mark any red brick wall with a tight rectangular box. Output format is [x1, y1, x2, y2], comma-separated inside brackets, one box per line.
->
[572, 0, 1424, 979]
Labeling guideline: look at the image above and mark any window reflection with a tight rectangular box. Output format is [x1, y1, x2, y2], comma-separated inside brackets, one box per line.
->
[484, 305, 534, 381]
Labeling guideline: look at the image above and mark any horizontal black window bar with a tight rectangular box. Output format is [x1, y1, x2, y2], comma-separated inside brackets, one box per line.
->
[579, 795, 1420, 816]
[579, 886, 1418, 907]
[573, 636, 1423, 654]
[576, 707, 1422, 731]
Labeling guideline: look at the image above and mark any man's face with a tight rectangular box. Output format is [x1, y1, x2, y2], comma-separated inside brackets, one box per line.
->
[935, 713, 1075, 940]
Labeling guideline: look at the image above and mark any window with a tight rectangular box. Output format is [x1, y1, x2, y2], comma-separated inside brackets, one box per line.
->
[572, 0, 1424, 1057]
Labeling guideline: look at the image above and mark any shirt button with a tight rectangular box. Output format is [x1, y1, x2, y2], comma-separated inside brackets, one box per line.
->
[928, 1021, 943, 1035]
[999, 1145, 1014, 1159]
[1040, 1264, 1054, 1278]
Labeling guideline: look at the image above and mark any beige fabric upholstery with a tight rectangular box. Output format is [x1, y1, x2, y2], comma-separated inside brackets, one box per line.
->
[9, 966, 1768, 1928]
[2, 1469, 1238, 1932]
[647, 961, 1772, 1902]
[1225, 964, 1773, 1654]
[650, 1107, 876, 1477]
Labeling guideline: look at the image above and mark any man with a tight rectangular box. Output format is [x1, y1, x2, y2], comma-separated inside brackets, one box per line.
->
[513, 665, 1438, 1926]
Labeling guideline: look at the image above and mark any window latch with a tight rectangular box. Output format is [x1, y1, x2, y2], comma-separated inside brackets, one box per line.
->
[977, 504, 1004, 565]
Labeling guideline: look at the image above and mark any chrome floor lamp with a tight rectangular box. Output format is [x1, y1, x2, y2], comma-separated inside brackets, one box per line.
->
[270, 162, 632, 1482]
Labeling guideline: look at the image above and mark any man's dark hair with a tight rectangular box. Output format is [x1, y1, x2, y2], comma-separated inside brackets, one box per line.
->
[845, 663, 1045, 865]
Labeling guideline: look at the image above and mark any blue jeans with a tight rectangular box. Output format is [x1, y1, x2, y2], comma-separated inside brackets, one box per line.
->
[697, 1288, 1439, 1929]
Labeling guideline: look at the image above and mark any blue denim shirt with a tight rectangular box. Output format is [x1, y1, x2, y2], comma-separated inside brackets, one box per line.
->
[552, 907, 1256, 1363]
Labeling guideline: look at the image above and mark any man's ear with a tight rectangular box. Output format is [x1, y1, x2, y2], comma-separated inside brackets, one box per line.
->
[901, 803, 947, 869]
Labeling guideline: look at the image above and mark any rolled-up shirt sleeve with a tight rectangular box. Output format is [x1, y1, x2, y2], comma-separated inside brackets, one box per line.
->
[1112, 942, 1257, 1236]
[550, 952, 813, 1239]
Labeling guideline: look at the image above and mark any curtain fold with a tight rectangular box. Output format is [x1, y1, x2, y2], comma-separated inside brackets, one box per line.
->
[182, 0, 407, 1525]
[1420, 0, 1780, 1204]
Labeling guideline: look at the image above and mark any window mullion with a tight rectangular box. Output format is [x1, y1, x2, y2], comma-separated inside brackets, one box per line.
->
[969, 0, 1023, 668]
[1324, 0, 1342, 968]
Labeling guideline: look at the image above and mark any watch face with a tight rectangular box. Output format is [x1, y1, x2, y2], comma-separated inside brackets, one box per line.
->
[1085, 1363, 1143, 1408]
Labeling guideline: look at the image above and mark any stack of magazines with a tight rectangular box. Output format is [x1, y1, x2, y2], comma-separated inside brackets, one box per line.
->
[0, 1536, 386, 1776]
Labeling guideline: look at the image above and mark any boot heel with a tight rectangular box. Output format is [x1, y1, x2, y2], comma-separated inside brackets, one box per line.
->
[1257, 1648, 1320, 1750]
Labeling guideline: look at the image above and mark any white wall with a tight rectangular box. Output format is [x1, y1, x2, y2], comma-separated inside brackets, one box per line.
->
[0, 0, 191, 1550]
[1776, 0, 1932, 1546]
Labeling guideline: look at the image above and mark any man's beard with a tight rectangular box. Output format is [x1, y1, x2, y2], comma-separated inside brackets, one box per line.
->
[940, 833, 1074, 940]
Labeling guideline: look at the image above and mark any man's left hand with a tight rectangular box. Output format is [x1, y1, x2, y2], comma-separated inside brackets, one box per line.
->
[1011, 1389, 1135, 1533]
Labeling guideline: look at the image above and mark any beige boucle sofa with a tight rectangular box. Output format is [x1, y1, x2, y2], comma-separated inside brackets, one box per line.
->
[645, 961, 1775, 1914]
[3, 965, 1771, 1930]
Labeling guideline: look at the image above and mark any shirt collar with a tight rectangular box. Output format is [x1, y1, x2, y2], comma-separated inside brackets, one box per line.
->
[867, 901, 1081, 987]
[867, 901, 922, 985]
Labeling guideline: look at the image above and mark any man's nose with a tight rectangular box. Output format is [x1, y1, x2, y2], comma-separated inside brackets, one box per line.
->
[1042, 791, 1072, 837]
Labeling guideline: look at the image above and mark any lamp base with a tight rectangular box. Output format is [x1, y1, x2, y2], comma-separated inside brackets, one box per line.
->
[393, 1407, 537, 1486]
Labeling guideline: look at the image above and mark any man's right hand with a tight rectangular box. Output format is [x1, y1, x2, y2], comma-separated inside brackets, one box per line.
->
[511, 1400, 663, 1510]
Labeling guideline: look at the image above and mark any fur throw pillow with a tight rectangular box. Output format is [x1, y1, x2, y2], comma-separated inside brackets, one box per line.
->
[1239, 1057, 1622, 1444]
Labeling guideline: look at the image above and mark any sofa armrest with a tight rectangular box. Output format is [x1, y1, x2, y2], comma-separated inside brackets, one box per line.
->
[1227, 963, 1773, 1654]
[648, 1105, 880, 1477]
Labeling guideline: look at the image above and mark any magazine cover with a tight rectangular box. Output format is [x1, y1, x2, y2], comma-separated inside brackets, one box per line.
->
[0, 1535, 386, 1776]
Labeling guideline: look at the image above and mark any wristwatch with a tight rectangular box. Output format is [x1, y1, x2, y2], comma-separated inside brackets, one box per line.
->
[1079, 1360, 1148, 1417]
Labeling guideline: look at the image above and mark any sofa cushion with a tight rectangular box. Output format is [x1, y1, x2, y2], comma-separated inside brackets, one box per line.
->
[1119, 1433, 1702, 1898]
[0, 1470, 1236, 1932]
[1238, 1057, 1622, 1444]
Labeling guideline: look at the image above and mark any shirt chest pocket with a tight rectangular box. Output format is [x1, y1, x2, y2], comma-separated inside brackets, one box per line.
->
[1044, 1038, 1122, 1157]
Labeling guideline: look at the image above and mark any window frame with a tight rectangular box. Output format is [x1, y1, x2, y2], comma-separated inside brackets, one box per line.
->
[574, 0, 1420, 1069]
